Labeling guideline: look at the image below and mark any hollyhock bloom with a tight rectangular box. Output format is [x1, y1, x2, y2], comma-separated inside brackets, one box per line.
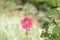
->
[41, 28, 46, 33]
[21, 16, 33, 30]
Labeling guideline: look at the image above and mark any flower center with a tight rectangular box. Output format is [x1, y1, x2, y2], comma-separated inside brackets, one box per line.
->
[25, 20, 29, 24]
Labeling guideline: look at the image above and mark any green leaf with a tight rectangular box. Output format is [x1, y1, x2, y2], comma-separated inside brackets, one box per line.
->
[47, 8, 59, 18]
[48, 22, 57, 34]
[57, 0, 60, 7]
[51, 0, 57, 7]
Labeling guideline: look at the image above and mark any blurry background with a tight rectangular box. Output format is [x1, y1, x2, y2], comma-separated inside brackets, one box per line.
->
[0, 0, 60, 40]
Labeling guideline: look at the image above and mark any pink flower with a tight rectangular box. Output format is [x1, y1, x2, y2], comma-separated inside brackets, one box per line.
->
[54, 18, 59, 23]
[29, 37, 32, 40]
[21, 16, 33, 30]
[41, 28, 46, 33]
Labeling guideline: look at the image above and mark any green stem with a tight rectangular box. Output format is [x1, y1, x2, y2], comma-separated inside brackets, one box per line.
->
[25, 29, 29, 40]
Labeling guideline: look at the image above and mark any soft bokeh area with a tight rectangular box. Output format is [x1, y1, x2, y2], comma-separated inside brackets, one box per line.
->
[0, 0, 60, 40]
